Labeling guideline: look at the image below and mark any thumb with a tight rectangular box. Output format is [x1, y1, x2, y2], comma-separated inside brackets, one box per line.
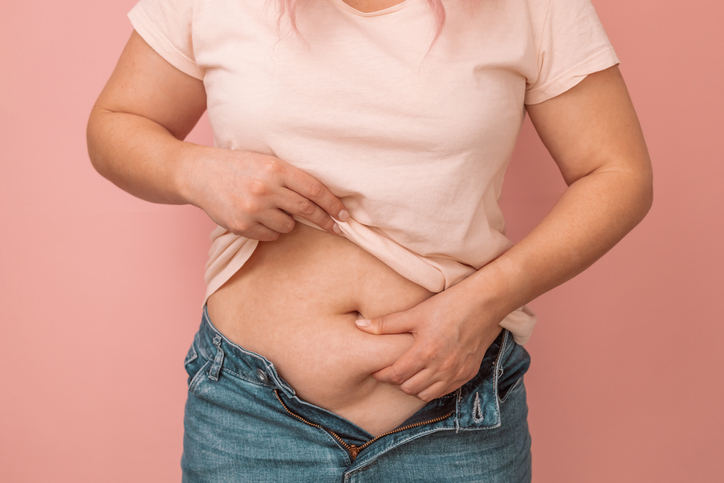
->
[354, 312, 415, 335]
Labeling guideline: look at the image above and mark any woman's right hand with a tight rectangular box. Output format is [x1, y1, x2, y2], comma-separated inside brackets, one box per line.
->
[87, 30, 348, 240]
[181, 146, 350, 241]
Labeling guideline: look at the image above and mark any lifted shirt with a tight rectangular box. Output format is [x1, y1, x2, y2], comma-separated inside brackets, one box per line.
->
[128, 0, 619, 344]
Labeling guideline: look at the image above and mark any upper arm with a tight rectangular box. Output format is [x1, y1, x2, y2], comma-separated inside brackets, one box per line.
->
[525, 65, 652, 187]
[90, 30, 207, 141]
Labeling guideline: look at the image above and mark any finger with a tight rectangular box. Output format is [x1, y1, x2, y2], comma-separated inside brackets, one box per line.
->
[373, 350, 427, 386]
[416, 380, 451, 403]
[354, 312, 417, 335]
[276, 187, 339, 235]
[282, 168, 349, 224]
[398, 367, 436, 397]
[238, 222, 282, 242]
[254, 207, 298, 235]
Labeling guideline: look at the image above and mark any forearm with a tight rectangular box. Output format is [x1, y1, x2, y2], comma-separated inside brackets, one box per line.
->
[457, 166, 654, 324]
[86, 107, 204, 205]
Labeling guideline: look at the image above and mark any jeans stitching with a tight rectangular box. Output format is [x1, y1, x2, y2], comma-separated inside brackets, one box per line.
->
[184, 343, 198, 366]
[194, 348, 273, 388]
[472, 392, 484, 423]
[498, 376, 524, 404]
[188, 359, 212, 394]
[456, 421, 502, 431]
[208, 335, 225, 381]
[482, 329, 509, 428]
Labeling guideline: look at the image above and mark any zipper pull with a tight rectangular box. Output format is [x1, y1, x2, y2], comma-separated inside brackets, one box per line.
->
[349, 444, 360, 462]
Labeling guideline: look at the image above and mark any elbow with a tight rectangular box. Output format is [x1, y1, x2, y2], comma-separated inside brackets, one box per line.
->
[632, 161, 655, 226]
[603, 155, 654, 229]
[86, 107, 109, 178]
[643, 172, 654, 217]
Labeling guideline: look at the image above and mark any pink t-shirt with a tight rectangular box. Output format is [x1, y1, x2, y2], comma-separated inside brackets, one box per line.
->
[128, 0, 619, 344]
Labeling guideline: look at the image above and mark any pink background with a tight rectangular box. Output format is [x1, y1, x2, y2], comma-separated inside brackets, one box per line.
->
[1, 0, 722, 481]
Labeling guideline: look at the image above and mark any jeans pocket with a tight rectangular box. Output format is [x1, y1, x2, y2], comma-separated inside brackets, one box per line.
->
[184, 338, 210, 393]
[498, 375, 524, 404]
[497, 336, 531, 404]
[184, 340, 198, 366]
[188, 359, 212, 395]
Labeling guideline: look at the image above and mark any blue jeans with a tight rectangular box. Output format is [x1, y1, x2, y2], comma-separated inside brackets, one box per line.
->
[181, 305, 532, 482]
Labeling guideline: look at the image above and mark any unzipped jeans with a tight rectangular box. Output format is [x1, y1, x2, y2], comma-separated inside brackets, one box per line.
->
[181, 304, 532, 482]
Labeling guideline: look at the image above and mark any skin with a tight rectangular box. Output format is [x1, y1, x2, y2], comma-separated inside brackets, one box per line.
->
[338, 0, 406, 12]
[88, 21, 653, 406]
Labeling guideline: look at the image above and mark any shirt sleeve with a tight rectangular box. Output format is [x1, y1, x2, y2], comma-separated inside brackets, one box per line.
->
[127, 0, 204, 80]
[524, 0, 619, 105]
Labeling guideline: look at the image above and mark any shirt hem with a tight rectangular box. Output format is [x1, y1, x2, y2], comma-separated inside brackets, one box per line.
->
[524, 47, 620, 105]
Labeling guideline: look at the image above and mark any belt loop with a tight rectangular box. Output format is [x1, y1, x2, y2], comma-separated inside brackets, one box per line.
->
[455, 330, 508, 430]
[208, 334, 225, 381]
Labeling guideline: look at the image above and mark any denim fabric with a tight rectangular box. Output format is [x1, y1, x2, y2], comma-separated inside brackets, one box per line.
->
[181, 305, 532, 482]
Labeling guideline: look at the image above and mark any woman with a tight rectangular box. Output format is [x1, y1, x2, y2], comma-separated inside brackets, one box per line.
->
[87, 0, 653, 480]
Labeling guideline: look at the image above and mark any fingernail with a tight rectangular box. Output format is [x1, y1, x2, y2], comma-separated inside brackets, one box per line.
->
[333, 223, 342, 235]
[355, 319, 370, 327]
[338, 210, 350, 222]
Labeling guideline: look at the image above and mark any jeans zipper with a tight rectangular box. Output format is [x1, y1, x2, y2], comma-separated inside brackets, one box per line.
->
[274, 389, 454, 462]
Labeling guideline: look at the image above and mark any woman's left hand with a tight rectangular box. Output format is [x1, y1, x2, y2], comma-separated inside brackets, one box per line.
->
[354, 285, 503, 402]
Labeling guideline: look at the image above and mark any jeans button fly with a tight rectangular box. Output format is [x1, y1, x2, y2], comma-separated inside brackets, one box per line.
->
[256, 369, 269, 384]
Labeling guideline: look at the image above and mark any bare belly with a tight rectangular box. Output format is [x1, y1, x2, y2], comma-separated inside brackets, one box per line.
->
[206, 221, 438, 437]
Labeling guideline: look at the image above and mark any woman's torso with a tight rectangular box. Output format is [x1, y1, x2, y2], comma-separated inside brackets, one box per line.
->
[200, 0, 543, 436]
[207, 221, 439, 437]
